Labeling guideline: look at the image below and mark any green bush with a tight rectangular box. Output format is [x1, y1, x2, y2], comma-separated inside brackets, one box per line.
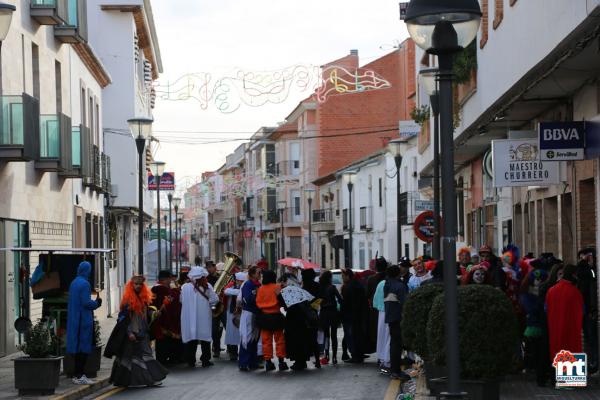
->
[453, 40, 477, 84]
[18, 319, 57, 358]
[426, 285, 519, 380]
[401, 283, 444, 360]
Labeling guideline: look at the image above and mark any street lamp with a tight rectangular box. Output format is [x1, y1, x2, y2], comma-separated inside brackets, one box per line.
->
[167, 192, 173, 271]
[172, 196, 182, 273]
[304, 188, 316, 262]
[277, 200, 287, 259]
[387, 139, 410, 263]
[0, 3, 15, 94]
[420, 67, 441, 260]
[177, 212, 184, 271]
[150, 161, 165, 272]
[406, 1, 481, 397]
[128, 117, 154, 276]
[343, 171, 357, 268]
[257, 208, 265, 258]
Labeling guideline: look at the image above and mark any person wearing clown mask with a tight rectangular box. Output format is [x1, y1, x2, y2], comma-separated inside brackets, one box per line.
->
[461, 264, 490, 286]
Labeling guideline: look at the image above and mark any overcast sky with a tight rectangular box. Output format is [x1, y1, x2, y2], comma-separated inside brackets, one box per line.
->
[150, 0, 409, 193]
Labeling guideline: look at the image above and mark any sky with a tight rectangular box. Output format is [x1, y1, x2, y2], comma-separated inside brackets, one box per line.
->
[150, 0, 409, 194]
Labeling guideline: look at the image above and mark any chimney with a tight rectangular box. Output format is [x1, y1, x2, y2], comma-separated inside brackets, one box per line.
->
[350, 49, 358, 56]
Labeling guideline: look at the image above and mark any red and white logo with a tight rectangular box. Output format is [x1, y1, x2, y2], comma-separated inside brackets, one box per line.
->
[553, 350, 587, 388]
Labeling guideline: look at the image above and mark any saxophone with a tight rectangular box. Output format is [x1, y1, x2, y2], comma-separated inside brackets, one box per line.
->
[211, 252, 242, 317]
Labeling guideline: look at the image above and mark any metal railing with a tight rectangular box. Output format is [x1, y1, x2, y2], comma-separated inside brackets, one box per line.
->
[312, 208, 334, 223]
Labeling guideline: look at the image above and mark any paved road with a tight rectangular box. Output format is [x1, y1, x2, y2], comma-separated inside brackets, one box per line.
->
[96, 355, 393, 400]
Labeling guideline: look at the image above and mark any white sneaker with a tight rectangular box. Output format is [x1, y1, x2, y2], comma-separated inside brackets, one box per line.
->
[72, 377, 83, 385]
[79, 375, 95, 385]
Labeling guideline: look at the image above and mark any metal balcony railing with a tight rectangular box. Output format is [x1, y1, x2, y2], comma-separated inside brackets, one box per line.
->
[54, 0, 87, 43]
[0, 94, 39, 161]
[312, 209, 334, 223]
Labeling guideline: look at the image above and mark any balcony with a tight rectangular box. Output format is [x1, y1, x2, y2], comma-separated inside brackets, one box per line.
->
[60, 125, 90, 178]
[101, 153, 111, 193]
[34, 113, 71, 172]
[54, 0, 87, 43]
[276, 160, 300, 177]
[82, 143, 102, 192]
[30, 0, 68, 25]
[359, 206, 373, 231]
[0, 94, 39, 161]
[312, 209, 335, 232]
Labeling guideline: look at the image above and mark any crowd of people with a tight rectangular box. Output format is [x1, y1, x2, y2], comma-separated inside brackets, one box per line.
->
[64, 245, 597, 389]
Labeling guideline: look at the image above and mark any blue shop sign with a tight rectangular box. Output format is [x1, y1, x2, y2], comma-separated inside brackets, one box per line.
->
[538, 121, 585, 161]
[586, 121, 600, 159]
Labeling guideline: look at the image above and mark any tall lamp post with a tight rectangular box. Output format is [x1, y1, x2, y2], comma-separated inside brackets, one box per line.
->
[277, 200, 287, 259]
[128, 117, 154, 276]
[167, 193, 173, 271]
[177, 212, 184, 271]
[257, 208, 265, 258]
[420, 68, 442, 260]
[405, 1, 481, 397]
[387, 140, 410, 263]
[304, 188, 316, 262]
[150, 161, 166, 271]
[0, 3, 15, 94]
[343, 171, 357, 268]
[172, 196, 182, 273]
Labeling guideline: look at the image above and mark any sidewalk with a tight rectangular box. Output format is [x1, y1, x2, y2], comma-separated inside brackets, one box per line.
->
[0, 317, 117, 400]
[405, 370, 600, 400]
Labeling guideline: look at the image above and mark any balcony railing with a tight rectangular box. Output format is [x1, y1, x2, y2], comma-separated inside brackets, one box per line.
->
[312, 209, 334, 223]
[359, 206, 373, 231]
[54, 0, 87, 43]
[101, 153, 111, 193]
[35, 112, 71, 172]
[59, 125, 88, 178]
[30, 0, 68, 25]
[276, 160, 300, 177]
[0, 94, 39, 161]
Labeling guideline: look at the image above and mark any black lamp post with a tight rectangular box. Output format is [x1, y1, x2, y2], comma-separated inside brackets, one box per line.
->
[167, 193, 173, 272]
[128, 117, 154, 276]
[405, 1, 481, 397]
[387, 140, 410, 263]
[172, 197, 181, 273]
[150, 161, 165, 272]
[177, 212, 183, 271]
[257, 208, 265, 258]
[343, 171, 357, 268]
[420, 67, 442, 260]
[304, 188, 315, 262]
[277, 200, 287, 259]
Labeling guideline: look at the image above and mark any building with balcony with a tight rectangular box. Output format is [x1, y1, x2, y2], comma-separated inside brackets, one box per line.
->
[0, 0, 113, 356]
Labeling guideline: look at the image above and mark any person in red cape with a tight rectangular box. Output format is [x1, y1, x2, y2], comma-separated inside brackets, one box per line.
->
[151, 270, 183, 365]
[545, 264, 584, 360]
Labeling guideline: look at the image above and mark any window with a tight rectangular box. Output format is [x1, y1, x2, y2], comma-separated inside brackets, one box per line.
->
[95, 101, 100, 149]
[359, 242, 365, 270]
[80, 86, 86, 127]
[32, 43, 40, 100]
[89, 94, 94, 145]
[55, 61, 62, 113]
[378, 178, 383, 207]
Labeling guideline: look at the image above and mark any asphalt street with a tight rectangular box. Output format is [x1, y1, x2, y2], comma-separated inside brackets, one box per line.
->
[94, 355, 393, 400]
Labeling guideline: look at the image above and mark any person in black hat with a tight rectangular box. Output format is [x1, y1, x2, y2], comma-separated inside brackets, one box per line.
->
[151, 270, 178, 365]
[398, 257, 413, 286]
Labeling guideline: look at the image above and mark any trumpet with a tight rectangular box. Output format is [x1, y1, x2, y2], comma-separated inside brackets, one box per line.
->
[211, 252, 242, 317]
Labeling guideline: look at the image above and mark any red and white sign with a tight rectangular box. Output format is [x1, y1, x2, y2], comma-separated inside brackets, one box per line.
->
[413, 211, 440, 243]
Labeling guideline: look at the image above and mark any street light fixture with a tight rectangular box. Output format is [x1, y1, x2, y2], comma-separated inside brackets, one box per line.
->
[150, 161, 166, 272]
[128, 117, 154, 276]
[257, 208, 265, 258]
[0, 3, 15, 42]
[406, 1, 481, 397]
[177, 212, 184, 272]
[343, 171, 357, 268]
[387, 139, 410, 263]
[304, 188, 316, 262]
[277, 200, 287, 259]
[172, 196, 182, 273]
[167, 192, 173, 272]
[420, 67, 441, 260]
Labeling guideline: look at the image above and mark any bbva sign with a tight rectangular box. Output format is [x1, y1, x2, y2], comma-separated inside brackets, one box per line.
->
[538, 121, 585, 161]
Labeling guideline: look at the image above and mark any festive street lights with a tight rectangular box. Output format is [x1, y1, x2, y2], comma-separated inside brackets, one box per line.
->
[257, 208, 265, 258]
[277, 200, 287, 259]
[304, 188, 316, 262]
[128, 117, 153, 275]
[167, 193, 173, 271]
[172, 196, 182, 273]
[150, 161, 165, 271]
[343, 171, 357, 268]
[420, 67, 441, 260]
[405, 1, 481, 397]
[387, 139, 410, 263]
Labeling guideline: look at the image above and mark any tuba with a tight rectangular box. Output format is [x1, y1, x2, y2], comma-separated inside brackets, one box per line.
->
[211, 252, 242, 317]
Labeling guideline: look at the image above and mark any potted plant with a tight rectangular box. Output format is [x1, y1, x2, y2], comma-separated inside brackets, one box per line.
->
[64, 316, 103, 378]
[426, 285, 519, 400]
[410, 104, 431, 126]
[401, 283, 445, 390]
[14, 319, 62, 396]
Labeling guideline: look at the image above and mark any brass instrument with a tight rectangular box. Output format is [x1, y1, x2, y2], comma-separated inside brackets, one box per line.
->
[211, 252, 242, 317]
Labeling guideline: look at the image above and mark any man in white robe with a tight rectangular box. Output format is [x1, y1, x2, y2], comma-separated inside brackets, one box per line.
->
[180, 266, 219, 368]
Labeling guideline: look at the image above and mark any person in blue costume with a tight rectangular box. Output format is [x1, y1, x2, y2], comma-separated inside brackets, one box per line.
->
[66, 261, 102, 385]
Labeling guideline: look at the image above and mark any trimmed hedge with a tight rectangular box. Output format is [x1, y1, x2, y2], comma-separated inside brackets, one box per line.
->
[426, 285, 519, 379]
[401, 283, 444, 359]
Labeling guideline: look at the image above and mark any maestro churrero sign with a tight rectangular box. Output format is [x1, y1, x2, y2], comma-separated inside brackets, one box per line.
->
[492, 139, 559, 187]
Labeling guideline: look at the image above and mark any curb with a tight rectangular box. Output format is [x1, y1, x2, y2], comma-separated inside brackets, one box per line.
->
[50, 377, 111, 400]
